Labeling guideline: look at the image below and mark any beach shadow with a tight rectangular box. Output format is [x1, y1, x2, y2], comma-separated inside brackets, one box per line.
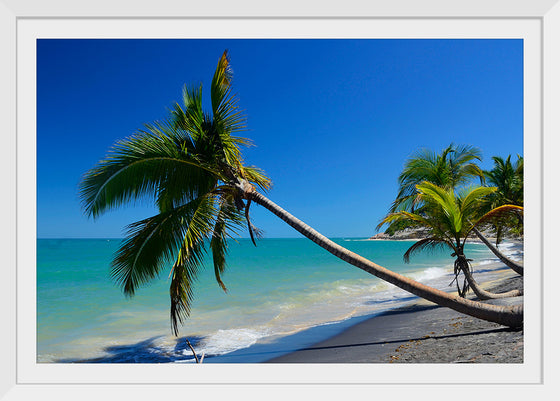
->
[363, 295, 420, 306]
[56, 335, 206, 363]
[292, 326, 521, 354]
[376, 304, 440, 314]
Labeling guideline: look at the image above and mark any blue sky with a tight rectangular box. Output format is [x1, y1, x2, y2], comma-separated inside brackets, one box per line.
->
[37, 39, 523, 238]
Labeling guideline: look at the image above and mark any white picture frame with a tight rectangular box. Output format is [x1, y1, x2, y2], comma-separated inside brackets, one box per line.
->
[2, 0, 559, 399]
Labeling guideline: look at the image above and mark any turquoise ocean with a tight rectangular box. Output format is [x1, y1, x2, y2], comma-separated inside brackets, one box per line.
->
[37, 238, 522, 363]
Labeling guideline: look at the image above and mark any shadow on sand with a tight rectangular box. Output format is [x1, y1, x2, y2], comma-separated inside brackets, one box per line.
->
[57, 336, 204, 363]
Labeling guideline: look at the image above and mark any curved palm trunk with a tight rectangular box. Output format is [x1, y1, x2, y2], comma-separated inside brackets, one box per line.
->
[455, 256, 522, 300]
[472, 227, 523, 276]
[247, 189, 522, 328]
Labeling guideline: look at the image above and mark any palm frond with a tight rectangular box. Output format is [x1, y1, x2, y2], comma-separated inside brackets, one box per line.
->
[169, 237, 206, 336]
[210, 218, 228, 292]
[455, 163, 486, 186]
[110, 197, 213, 297]
[448, 144, 482, 167]
[375, 212, 420, 233]
[79, 122, 220, 218]
[210, 50, 247, 138]
[241, 165, 272, 191]
[388, 192, 424, 214]
[458, 186, 497, 219]
[403, 237, 452, 263]
[416, 182, 462, 234]
[168, 195, 220, 335]
[209, 197, 245, 292]
[472, 204, 524, 230]
[211, 51, 233, 114]
[483, 155, 523, 207]
[380, 211, 435, 233]
[171, 84, 205, 139]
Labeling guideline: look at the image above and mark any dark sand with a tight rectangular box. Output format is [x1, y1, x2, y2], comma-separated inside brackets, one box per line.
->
[266, 275, 523, 363]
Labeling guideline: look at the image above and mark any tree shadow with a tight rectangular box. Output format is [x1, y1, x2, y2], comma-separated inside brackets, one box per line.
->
[57, 335, 205, 363]
[292, 326, 521, 354]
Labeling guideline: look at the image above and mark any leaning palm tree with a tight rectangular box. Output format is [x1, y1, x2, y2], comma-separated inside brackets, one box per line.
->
[80, 51, 271, 335]
[80, 51, 522, 334]
[380, 182, 523, 300]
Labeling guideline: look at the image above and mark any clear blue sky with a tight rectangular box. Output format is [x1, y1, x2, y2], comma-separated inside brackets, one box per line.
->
[37, 39, 523, 239]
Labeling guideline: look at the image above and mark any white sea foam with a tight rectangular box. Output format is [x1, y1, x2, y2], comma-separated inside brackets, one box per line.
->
[410, 266, 449, 282]
[195, 327, 271, 356]
[497, 242, 524, 260]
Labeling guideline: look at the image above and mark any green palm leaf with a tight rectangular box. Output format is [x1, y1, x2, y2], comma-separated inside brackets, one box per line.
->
[169, 256, 196, 337]
[459, 185, 497, 219]
[241, 165, 272, 191]
[403, 237, 452, 263]
[79, 121, 220, 218]
[210, 51, 246, 134]
[169, 237, 207, 336]
[483, 155, 523, 207]
[168, 195, 220, 335]
[389, 144, 484, 214]
[210, 196, 246, 293]
[170, 86, 206, 145]
[472, 204, 524, 229]
[111, 196, 215, 297]
[417, 182, 462, 234]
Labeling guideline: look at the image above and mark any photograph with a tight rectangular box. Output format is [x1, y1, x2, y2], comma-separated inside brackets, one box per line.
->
[36, 38, 525, 365]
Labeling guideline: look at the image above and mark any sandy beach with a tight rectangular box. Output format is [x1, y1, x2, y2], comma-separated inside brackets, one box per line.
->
[266, 273, 523, 363]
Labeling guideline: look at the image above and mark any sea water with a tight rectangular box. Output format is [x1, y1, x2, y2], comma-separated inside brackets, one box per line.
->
[36, 238, 521, 363]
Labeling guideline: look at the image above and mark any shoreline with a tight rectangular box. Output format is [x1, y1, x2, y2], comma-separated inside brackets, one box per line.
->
[201, 257, 522, 364]
[74, 259, 523, 364]
[264, 273, 523, 363]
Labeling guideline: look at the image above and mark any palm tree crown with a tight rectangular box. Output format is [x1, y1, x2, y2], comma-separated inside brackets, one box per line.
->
[382, 182, 496, 260]
[478, 154, 524, 247]
[390, 144, 485, 213]
[484, 154, 523, 207]
[79, 51, 271, 335]
[381, 182, 522, 298]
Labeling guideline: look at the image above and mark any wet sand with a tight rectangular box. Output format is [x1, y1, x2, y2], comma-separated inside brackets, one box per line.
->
[266, 275, 523, 363]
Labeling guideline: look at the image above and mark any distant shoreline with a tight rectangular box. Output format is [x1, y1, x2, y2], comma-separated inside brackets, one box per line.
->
[368, 231, 523, 245]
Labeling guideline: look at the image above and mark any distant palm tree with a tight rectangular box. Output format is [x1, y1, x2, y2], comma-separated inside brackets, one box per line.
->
[484, 155, 523, 207]
[80, 51, 522, 335]
[380, 182, 522, 299]
[468, 155, 525, 275]
[389, 144, 485, 214]
[481, 154, 524, 246]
